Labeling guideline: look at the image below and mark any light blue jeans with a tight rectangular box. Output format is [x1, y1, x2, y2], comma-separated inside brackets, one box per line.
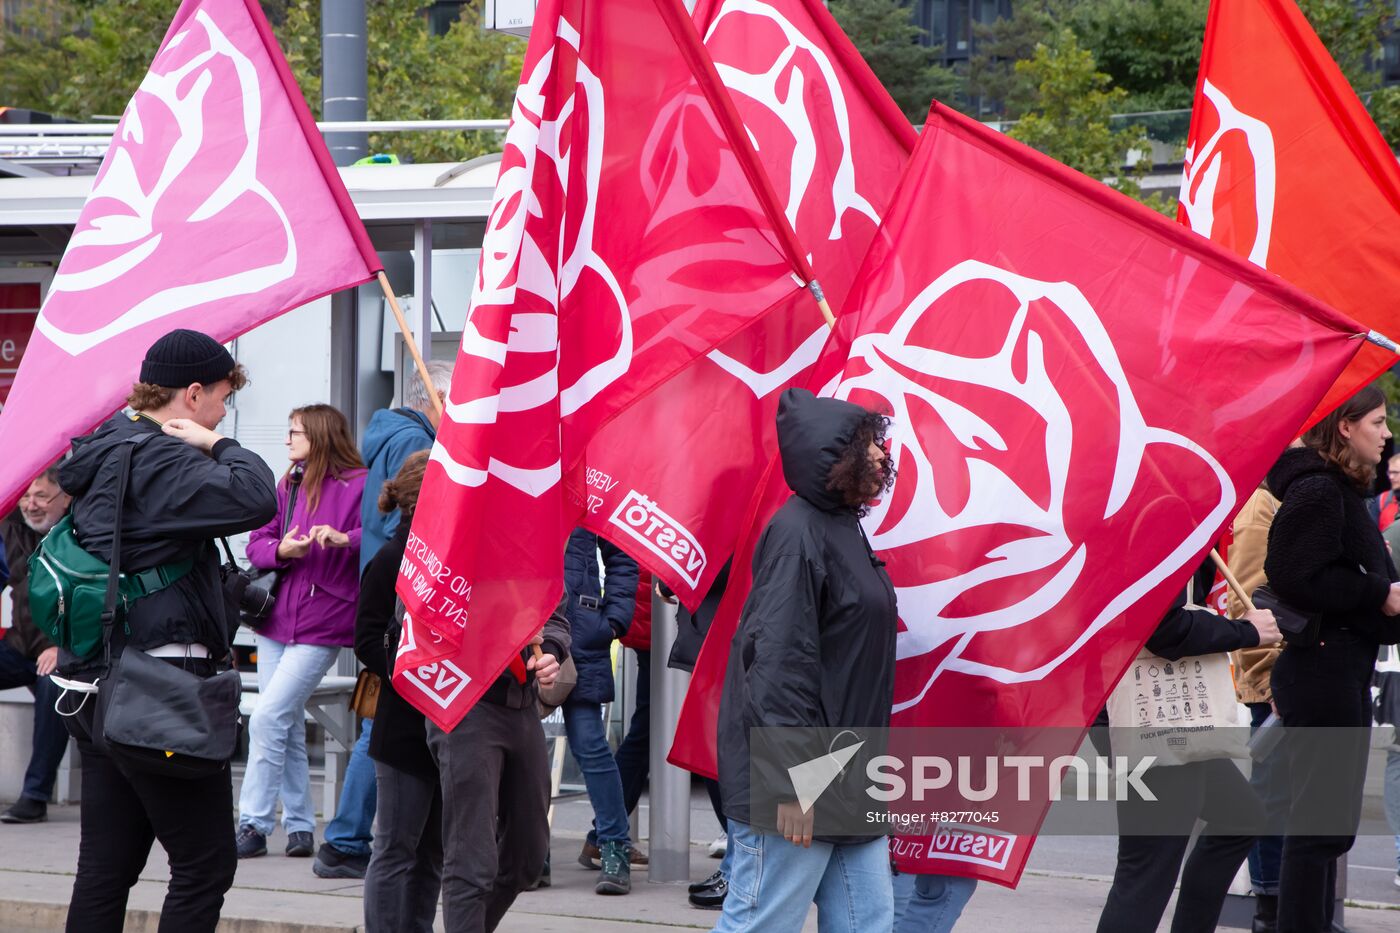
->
[325, 719, 377, 856]
[892, 871, 979, 932]
[1385, 747, 1400, 871]
[238, 637, 340, 835]
[711, 823, 892, 933]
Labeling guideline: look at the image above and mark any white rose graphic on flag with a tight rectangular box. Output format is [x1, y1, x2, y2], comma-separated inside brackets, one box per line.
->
[1179, 79, 1276, 268]
[36, 8, 295, 357]
[836, 261, 1234, 712]
[432, 17, 628, 497]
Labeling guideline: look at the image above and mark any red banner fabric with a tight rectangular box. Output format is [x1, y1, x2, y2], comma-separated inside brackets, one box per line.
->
[577, 0, 915, 606]
[1179, 0, 1400, 426]
[671, 103, 1362, 887]
[0, 0, 379, 513]
[391, 0, 817, 732]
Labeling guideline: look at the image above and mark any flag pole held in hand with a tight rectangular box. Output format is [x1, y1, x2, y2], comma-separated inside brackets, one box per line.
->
[1209, 548, 1256, 613]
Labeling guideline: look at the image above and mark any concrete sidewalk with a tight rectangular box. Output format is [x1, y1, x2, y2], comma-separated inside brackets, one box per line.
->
[0, 793, 1397, 931]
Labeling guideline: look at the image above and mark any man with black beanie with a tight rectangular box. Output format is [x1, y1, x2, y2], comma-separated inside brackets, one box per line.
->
[59, 328, 276, 933]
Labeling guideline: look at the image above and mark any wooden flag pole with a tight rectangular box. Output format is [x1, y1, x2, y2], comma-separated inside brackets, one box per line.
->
[809, 280, 837, 329]
[378, 271, 443, 420]
[1209, 548, 1256, 614]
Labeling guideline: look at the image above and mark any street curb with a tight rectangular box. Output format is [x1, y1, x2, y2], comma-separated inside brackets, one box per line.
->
[0, 898, 362, 933]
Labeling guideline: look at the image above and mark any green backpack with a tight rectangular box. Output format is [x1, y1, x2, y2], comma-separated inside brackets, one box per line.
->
[28, 437, 192, 662]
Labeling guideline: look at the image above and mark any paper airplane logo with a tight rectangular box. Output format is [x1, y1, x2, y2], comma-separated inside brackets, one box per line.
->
[788, 741, 865, 814]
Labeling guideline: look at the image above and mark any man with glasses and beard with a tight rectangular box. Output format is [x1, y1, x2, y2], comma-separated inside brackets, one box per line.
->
[0, 468, 73, 824]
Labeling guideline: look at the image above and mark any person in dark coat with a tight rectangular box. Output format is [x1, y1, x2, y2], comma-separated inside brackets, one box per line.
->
[713, 388, 899, 933]
[0, 469, 73, 825]
[562, 527, 641, 893]
[1263, 385, 1400, 933]
[355, 452, 439, 933]
[426, 572, 571, 932]
[1095, 559, 1280, 933]
[58, 329, 277, 933]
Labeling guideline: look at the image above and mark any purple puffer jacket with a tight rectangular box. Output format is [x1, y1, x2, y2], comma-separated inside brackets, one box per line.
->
[247, 469, 367, 647]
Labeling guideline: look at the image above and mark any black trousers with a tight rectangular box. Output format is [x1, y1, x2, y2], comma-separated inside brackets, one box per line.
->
[65, 742, 236, 933]
[1097, 758, 1262, 933]
[1272, 634, 1377, 933]
[427, 700, 550, 933]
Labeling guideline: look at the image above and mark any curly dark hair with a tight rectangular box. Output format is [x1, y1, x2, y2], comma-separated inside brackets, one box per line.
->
[826, 411, 895, 515]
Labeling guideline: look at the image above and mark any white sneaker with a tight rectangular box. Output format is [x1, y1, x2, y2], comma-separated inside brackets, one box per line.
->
[708, 835, 727, 859]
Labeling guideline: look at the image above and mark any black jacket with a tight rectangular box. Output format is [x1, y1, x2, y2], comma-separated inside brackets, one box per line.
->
[716, 389, 898, 837]
[1146, 559, 1260, 661]
[668, 560, 729, 674]
[59, 412, 277, 666]
[354, 522, 435, 780]
[563, 528, 637, 704]
[477, 594, 572, 710]
[1265, 447, 1400, 644]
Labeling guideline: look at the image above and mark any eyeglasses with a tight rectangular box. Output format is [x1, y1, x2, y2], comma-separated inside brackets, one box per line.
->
[19, 492, 58, 507]
[287, 430, 307, 440]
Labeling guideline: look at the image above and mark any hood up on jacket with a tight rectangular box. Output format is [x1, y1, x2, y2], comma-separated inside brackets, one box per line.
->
[362, 407, 434, 468]
[776, 388, 869, 512]
[1266, 446, 1342, 501]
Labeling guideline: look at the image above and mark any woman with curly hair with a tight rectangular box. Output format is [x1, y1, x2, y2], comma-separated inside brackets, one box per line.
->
[713, 387, 898, 933]
[1264, 385, 1400, 932]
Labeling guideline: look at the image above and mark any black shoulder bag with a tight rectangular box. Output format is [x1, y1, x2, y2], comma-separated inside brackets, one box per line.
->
[78, 439, 243, 778]
[1250, 584, 1322, 648]
[236, 467, 301, 628]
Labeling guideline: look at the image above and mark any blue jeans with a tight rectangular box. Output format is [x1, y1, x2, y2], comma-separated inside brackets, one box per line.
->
[1385, 746, 1400, 871]
[0, 639, 68, 802]
[563, 699, 630, 846]
[325, 718, 378, 856]
[1246, 702, 1287, 894]
[712, 823, 893, 933]
[238, 637, 339, 835]
[892, 872, 978, 932]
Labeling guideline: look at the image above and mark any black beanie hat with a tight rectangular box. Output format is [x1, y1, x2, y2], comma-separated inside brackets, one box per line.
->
[139, 329, 237, 388]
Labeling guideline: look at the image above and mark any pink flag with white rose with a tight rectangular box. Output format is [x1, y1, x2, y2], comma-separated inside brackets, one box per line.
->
[0, 0, 380, 510]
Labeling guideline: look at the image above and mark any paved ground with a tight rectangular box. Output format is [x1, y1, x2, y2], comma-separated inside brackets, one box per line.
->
[0, 784, 1397, 931]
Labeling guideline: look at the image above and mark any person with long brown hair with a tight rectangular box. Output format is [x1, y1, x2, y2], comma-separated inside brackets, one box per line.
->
[1264, 384, 1400, 932]
[236, 404, 367, 860]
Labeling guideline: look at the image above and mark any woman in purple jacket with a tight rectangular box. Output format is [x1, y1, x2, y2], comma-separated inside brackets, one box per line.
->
[236, 404, 367, 860]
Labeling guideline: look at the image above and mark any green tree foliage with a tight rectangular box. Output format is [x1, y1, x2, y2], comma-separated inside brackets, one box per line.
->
[1008, 28, 1159, 206]
[828, 0, 958, 121]
[1064, 0, 1206, 113]
[0, 0, 522, 163]
[967, 5, 1054, 118]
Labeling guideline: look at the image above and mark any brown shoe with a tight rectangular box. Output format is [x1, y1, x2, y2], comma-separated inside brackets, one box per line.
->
[578, 840, 601, 870]
[626, 844, 649, 867]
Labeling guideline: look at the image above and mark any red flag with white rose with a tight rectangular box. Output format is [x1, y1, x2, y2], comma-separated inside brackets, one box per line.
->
[1179, 0, 1400, 425]
[391, 0, 822, 731]
[577, 0, 915, 606]
[0, 0, 380, 512]
[671, 103, 1362, 886]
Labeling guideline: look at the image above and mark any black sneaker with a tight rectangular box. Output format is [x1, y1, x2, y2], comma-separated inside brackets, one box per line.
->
[235, 825, 267, 859]
[595, 840, 630, 895]
[688, 868, 724, 894]
[689, 876, 727, 909]
[525, 852, 552, 891]
[285, 831, 314, 858]
[313, 842, 368, 879]
[0, 797, 47, 824]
